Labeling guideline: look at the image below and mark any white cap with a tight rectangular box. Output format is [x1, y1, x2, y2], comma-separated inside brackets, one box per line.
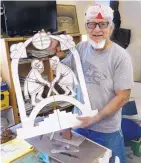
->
[85, 4, 114, 22]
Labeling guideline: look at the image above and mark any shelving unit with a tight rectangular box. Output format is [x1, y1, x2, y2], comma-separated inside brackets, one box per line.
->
[0, 33, 81, 124]
[19, 57, 49, 65]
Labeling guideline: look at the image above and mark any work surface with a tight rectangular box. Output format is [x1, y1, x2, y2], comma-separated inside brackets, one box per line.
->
[22, 133, 106, 163]
[10, 122, 111, 163]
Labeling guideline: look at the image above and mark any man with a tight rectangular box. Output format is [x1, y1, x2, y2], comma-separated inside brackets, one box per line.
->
[61, 4, 134, 163]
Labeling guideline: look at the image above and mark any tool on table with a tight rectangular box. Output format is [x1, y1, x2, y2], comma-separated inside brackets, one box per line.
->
[51, 149, 79, 154]
[63, 144, 70, 150]
[38, 152, 50, 163]
[59, 152, 79, 159]
[49, 155, 66, 163]
[53, 144, 70, 150]
[50, 132, 55, 140]
[37, 152, 65, 163]
[40, 135, 43, 140]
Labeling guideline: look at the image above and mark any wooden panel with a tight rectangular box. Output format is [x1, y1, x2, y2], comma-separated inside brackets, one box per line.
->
[0, 39, 19, 124]
[73, 35, 82, 44]
[43, 60, 53, 81]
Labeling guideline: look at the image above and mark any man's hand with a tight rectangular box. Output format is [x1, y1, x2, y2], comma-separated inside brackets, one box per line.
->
[76, 114, 100, 128]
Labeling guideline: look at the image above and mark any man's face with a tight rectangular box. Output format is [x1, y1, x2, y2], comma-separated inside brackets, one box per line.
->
[86, 18, 113, 43]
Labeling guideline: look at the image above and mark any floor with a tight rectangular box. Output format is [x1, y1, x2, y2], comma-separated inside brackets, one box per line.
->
[133, 156, 141, 163]
[127, 156, 141, 163]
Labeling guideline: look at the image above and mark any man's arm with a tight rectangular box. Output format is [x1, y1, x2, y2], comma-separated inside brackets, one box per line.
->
[96, 89, 131, 121]
[77, 89, 131, 127]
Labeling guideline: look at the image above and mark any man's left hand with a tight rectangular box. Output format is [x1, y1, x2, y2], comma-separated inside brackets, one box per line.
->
[76, 114, 100, 128]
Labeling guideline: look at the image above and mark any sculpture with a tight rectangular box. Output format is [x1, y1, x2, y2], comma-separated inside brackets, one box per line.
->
[10, 32, 98, 139]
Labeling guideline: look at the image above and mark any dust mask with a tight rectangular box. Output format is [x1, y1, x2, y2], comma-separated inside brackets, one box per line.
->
[89, 39, 106, 49]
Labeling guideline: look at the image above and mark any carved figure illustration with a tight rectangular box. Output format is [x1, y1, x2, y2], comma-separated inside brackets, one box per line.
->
[10, 42, 27, 59]
[48, 56, 79, 97]
[24, 59, 48, 106]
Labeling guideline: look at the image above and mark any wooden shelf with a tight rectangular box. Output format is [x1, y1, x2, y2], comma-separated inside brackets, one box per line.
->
[19, 57, 49, 64]
[4, 33, 81, 42]
[70, 33, 81, 37]
[4, 37, 30, 42]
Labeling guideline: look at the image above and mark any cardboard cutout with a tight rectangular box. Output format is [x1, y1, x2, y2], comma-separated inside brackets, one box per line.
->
[10, 32, 98, 139]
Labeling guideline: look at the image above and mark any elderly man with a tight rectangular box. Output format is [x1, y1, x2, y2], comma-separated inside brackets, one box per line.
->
[61, 4, 133, 163]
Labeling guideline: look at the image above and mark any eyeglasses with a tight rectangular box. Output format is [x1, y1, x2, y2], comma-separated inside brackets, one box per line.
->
[86, 22, 109, 29]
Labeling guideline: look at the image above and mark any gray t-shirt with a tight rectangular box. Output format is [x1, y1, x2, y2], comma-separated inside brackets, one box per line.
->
[62, 41, 134, 133]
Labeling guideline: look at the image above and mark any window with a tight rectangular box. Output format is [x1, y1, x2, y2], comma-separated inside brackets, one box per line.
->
[94, 0, 110, 6]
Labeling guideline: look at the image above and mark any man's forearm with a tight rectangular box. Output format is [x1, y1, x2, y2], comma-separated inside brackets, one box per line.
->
[95, 94, 129, 123]
[76, 90, 131, 128]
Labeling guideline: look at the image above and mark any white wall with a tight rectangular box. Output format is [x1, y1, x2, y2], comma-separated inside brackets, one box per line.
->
[56, 0, 94, 34]
[119, 1, 141, 82]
